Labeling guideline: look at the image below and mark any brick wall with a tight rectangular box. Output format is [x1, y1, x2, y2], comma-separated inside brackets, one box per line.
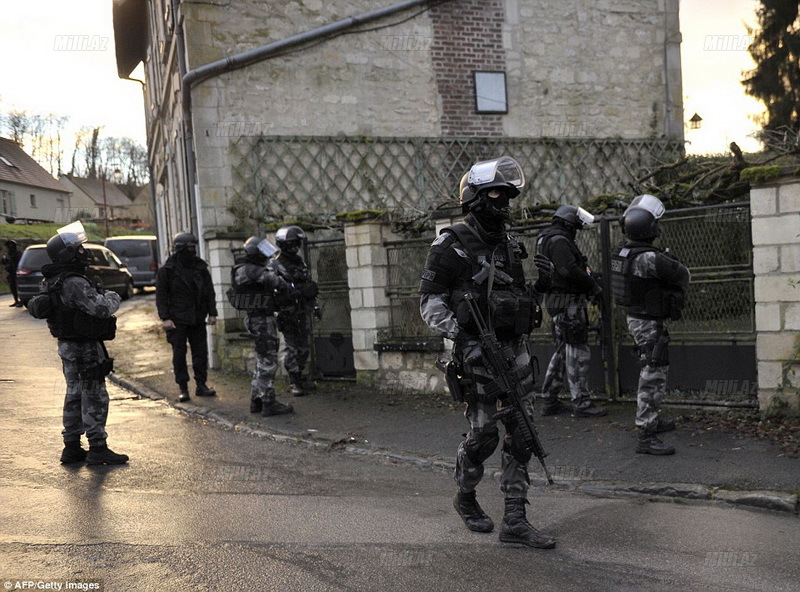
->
[429, 0, 505, 136]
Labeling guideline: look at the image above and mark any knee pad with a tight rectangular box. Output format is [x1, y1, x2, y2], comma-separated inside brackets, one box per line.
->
[503, 438, 533, 465]
[464, 426, 500, 465]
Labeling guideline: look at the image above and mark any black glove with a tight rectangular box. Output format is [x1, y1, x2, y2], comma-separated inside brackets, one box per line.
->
[589, 284, 603, 306]
[533, 253, 554, 291]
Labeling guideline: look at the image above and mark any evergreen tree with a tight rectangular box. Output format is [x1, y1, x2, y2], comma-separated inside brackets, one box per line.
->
[742, 1, 800, 135]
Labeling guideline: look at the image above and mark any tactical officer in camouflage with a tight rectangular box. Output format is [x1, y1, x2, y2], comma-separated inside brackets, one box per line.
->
[536, 205, 607, 418]
[611, 195, 690, 455]
[231, 236, 295, 416]
[30, 222, 128, 465]
[419, 157, 557, 549]
[269, 226, 321, 397]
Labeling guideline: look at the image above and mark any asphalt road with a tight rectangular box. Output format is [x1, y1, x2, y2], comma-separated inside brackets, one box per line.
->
[1, 294, 799, 592]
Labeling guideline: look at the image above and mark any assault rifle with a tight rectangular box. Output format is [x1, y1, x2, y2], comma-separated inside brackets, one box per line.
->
[462, 293, 554, 485]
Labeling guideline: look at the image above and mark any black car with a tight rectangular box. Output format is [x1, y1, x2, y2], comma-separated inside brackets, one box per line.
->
[16, 243, 135, 305]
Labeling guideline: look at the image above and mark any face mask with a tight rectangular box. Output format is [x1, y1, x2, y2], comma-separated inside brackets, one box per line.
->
[177, 248, 196, 264]
[74, 247, 90, 267]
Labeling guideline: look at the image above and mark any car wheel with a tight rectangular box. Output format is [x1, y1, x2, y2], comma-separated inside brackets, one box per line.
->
[122, 279, 134, 300]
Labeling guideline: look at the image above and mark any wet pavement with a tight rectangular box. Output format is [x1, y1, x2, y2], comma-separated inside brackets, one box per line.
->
[104, 294, 799, 514]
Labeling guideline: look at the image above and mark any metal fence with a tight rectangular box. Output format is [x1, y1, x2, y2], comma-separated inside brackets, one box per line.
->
[230, 136, 683, 220]
[383, 237, 438, 343]
[305, 237, 355, 377]
[382, 202, 756, 401]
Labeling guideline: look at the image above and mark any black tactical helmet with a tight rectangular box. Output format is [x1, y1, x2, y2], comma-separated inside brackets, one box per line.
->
[243, 236, 279, 261]
[621, 194, 664, 240]
[46, 221, 88, 264]
[459, 157, 525, 214]
[46, 234, 80, 263]
[172, 232, 198, 253]
[622, 207, 660, 240]
[275, 226, 306, 254]
[553, 205, 595, 229]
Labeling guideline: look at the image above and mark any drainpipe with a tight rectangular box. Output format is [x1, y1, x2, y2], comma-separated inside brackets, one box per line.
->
[171, 0, 199, 252]
[176, 0, 447, 370]
[122, 74, 161, 259]
[178, 0, 448, 240]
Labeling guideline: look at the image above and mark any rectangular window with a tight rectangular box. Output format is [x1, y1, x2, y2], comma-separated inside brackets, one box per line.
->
[473, 71, 508, 114]
[30, 194, 37, 208]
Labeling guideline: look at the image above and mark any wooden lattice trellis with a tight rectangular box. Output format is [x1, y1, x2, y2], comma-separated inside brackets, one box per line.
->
[229, 136, 684, 221]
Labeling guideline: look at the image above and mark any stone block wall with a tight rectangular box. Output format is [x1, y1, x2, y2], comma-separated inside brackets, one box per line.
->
[750, 176, 800, 415]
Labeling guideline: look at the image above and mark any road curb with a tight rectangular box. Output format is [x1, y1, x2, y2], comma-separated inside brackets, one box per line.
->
[109, 372, 799, 516]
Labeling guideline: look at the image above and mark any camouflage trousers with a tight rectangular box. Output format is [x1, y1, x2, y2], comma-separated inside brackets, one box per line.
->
[277, 310, 311, 375]
[245, 314, 279, 403]
[540, 304, 591, 409]
[58, 340, 110, 445]
[454, 337, 536, 499]
[627, 316, 669, 431]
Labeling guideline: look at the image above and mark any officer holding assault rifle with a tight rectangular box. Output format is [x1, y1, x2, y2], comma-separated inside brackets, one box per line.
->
[419, 157, 689, 550]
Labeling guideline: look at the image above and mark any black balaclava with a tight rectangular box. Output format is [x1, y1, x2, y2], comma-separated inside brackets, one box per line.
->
[177, 246, 196, 266]
[554, 217, 578, 241]
[467, 188, 512, 243]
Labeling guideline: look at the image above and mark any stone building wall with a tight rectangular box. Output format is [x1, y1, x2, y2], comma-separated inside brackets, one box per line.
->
[750, 176, 800, 415]
[181, 0, 683, 232]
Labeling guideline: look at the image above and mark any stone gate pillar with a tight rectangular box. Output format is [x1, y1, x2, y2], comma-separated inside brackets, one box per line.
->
[750, 174, 800, 415]
[341, 213, 400, 383]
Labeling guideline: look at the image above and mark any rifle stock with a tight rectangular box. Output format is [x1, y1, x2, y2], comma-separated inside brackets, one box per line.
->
[462, 294, 554, 485]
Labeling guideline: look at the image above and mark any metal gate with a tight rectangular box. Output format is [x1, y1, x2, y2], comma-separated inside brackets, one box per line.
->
[305, 237, 355, 378]
[514, 201, 757, 406]
[380, 202, 757, 406]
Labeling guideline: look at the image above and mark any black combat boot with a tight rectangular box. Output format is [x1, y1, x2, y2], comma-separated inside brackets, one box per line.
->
[655, 416, 676, 433]
[540, 399, 570, 417]
[60, 440, 87, 464]
[262, 399, 294, 417]
[636, 428, 675, 455]
[177, 383, 190, 403]
[250, 395, 263, 414]
[572, 402, 608, 418]
[453, 490, 494, 533]
[195, 383, 217, 397]
[86, 442, 129, 466]
[499, 498, 556, 549]
[289, 372, 305, 397]
[298, 370, 317, 392]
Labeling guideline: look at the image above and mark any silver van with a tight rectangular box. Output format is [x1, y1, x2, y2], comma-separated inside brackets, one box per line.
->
[103, 235, 159, 289]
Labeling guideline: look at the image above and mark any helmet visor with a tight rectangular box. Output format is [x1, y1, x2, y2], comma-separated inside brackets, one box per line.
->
[467, 156, 525, 191]
[626, 194, 665, 219]
[576, 207, 595, 226]
[56, 221, 88, 248]
[257, 238, 279, 258]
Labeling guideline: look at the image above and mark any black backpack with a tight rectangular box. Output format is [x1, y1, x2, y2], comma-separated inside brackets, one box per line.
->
[27, 272, 80, 319]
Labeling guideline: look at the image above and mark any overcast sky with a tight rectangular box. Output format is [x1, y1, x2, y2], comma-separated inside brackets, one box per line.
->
[0, 0, 765, 156]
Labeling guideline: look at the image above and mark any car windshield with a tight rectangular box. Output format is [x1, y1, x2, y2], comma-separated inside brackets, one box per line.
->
[105, 239, 152, 258]
[18, 248, 51, 270]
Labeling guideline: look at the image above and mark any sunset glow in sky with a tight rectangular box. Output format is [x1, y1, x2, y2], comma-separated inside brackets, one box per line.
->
[0, 0, 767, 157]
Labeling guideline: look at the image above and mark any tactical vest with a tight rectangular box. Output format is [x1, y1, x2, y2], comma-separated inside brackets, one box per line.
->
[536, 225, 587, 294]
[270, 257, 318, 306]
[611, 242, 675, 319]
[443, 222, 540, 338]
[227, 262, 275, 314]
[43, 272, 117, 341]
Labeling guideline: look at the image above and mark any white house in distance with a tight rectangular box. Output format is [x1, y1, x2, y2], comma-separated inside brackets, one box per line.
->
[0, 137, 71, 224]
[59, 174, 132, 222]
